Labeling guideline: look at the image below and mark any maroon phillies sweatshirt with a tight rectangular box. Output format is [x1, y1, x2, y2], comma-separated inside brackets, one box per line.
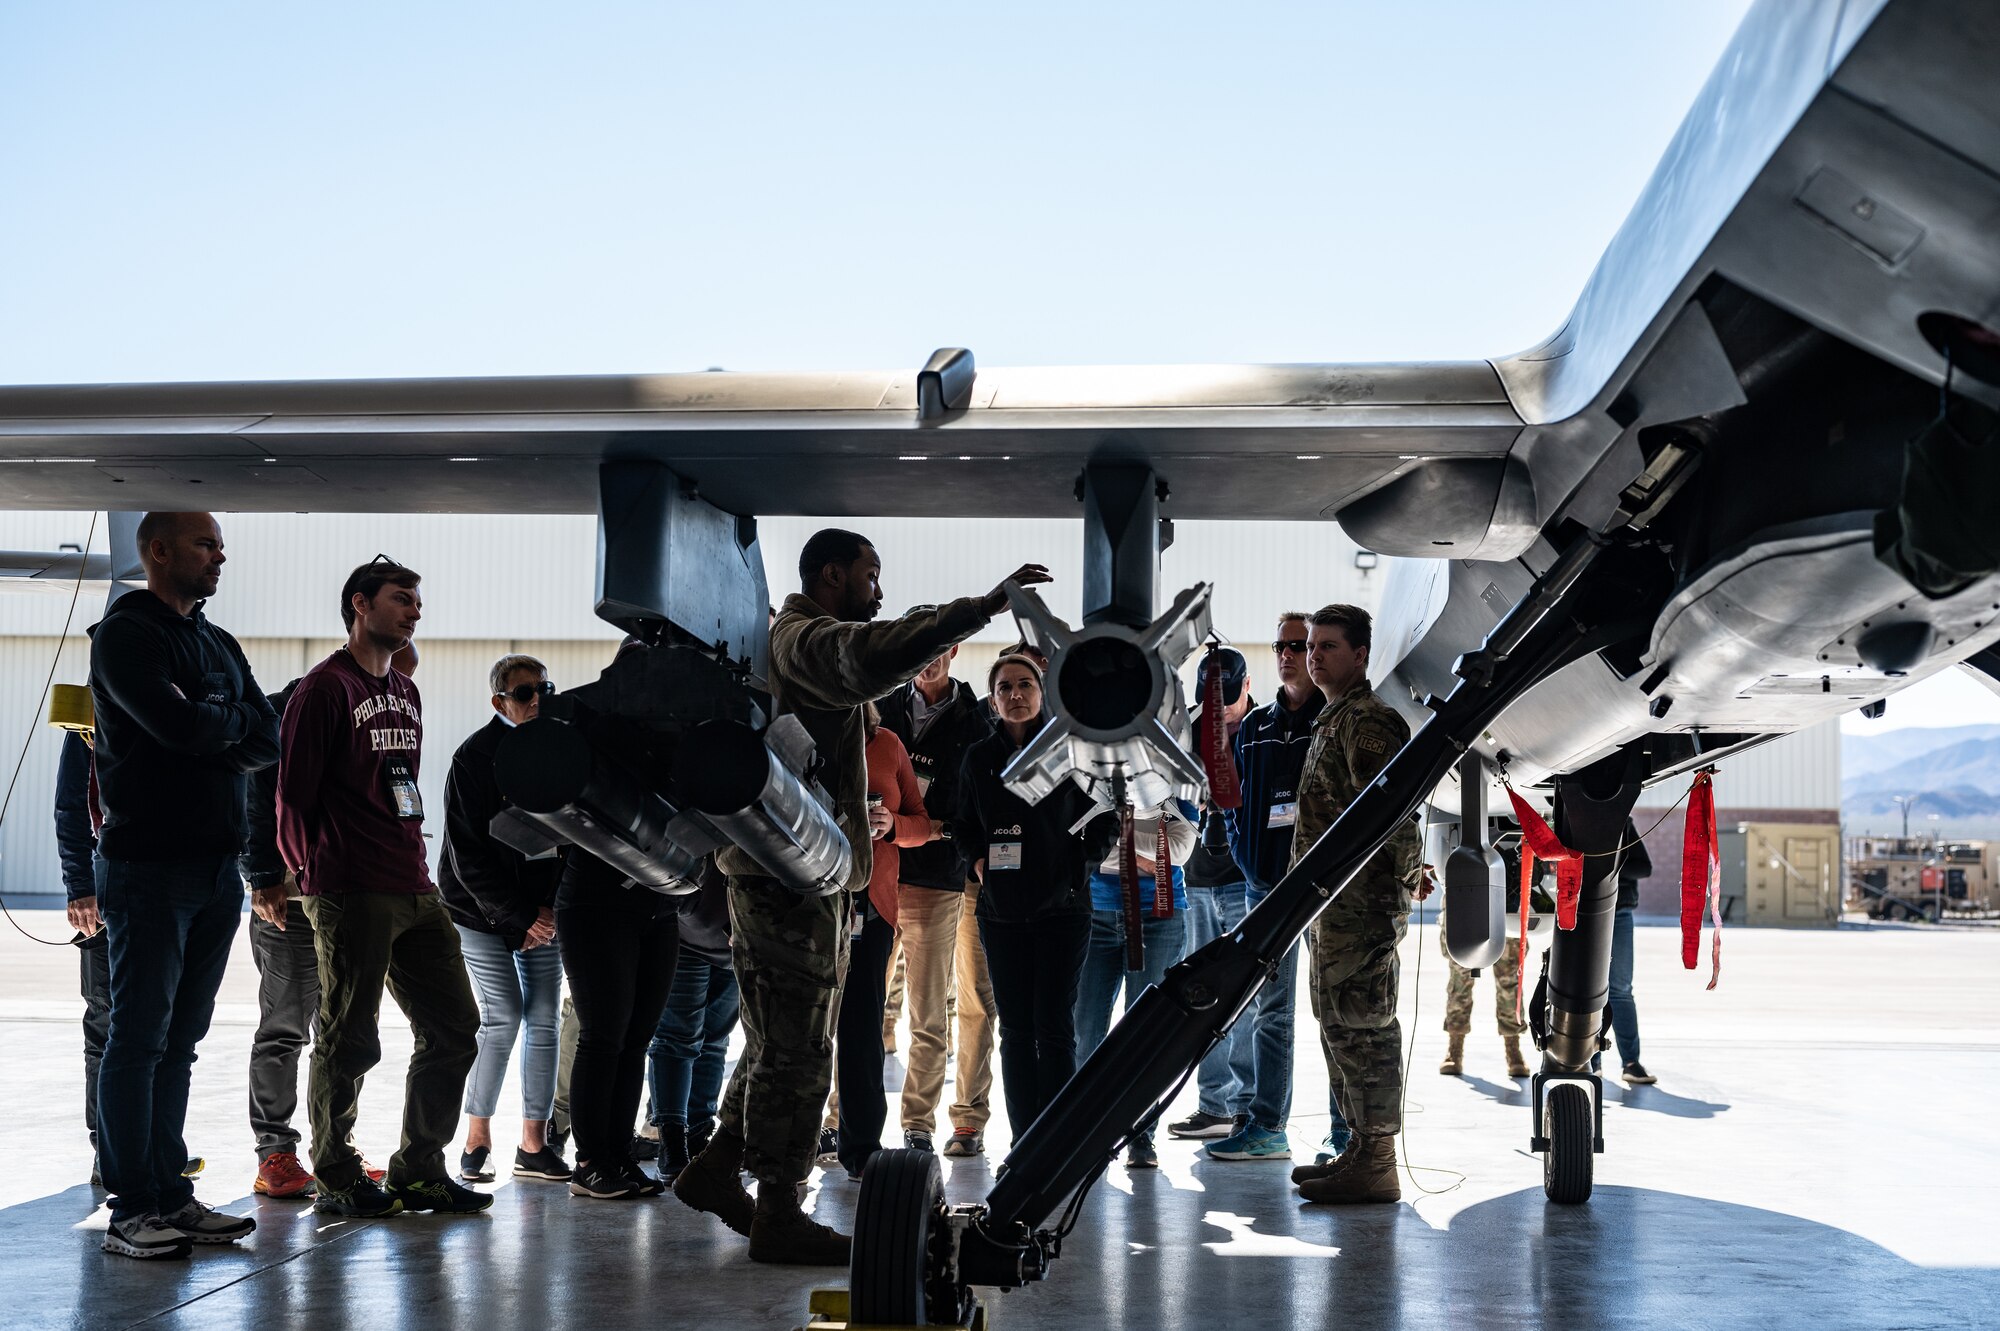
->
[277, 648, 431, 895]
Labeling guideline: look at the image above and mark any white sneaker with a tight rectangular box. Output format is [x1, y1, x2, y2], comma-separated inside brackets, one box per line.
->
[103, 1212, 194, 1260]
[161, 1199, 256, 1244]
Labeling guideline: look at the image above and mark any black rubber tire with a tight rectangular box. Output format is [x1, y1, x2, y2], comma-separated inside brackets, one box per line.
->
[1543, 1083, 1593, 1204]
[850, 1148, 945, 1326]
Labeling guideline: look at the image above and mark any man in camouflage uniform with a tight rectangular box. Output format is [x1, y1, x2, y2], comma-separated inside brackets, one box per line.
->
[1441, 838, 1544, 1076]
[1284, 604, 1426, 1205]
[1438, 926, 1528, 1077]
[674, 526, 1048, 1264]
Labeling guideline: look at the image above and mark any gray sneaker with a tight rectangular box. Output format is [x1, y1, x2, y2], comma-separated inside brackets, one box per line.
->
[161, 1200, 256, 1244]
[103, 1212, 194, 1260]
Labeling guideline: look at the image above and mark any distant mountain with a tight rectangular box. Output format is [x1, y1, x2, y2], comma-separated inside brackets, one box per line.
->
[1841, 736, 2000, 801]
[1841, 731, 2000, 838]
[1842, 724, 2000, 781]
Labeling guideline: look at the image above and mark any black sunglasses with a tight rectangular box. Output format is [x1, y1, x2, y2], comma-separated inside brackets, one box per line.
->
[499, 681, 556, 703]
[1272, 639, 1309, 655]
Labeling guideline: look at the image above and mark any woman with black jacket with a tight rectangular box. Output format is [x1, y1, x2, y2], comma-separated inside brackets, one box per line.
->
[438, 655, 568, 1185]
[954, 654, 1114, 1141]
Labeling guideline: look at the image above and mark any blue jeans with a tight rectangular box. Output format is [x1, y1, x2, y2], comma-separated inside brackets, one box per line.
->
[1243, 880, 1303, 1135]
[648, 953, 740, 1128]
[1607, 907, 1640, 1065]
[1076, 909, 1187, 1142]
[1185, 884, 1254, 1119]
[457, 926, 564, 1119]
[95, 855, 242, 1221]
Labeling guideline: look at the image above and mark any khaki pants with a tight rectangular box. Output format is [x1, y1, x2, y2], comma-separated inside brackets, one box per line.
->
[897, 880, 996, 1135]
[882, 935, 906, 1051]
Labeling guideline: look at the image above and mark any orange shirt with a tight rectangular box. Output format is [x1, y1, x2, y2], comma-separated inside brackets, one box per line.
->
[864, 726, 931, 925]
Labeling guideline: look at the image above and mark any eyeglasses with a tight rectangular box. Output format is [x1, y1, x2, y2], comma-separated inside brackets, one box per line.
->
[499, 681, 556, 703]
[1272, 639, 1309, 655]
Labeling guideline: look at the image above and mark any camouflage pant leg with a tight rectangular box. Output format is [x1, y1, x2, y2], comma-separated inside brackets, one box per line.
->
[1440, 927, 1526, 1036]
[717, 877, 852, 1184]
[1309, 905, 1408, 1137]
[1305, 926, 1345, 1113]
[1490, 940, 1524, 1035]
[1442, 940, 1478, 1036]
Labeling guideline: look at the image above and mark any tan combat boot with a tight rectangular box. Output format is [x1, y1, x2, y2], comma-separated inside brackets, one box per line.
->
[1503, 1035, 1530, 1078]
[672, 1127, 754, 1235]
[1290, 1142, 1345, 1187]
[1439, 1033, 1465, 1076]
[1297, 1134, 1399, 1204]
[748, 1181, 852, 1265]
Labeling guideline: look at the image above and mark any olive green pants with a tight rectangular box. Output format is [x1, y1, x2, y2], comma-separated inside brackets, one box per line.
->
[303, 891, 479, 1190]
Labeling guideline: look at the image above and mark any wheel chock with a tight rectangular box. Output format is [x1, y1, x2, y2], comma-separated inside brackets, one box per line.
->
[797, 1288, 987, 1331]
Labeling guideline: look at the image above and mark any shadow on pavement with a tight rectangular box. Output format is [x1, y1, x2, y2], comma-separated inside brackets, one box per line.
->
[5, 1177, 1995, 1330]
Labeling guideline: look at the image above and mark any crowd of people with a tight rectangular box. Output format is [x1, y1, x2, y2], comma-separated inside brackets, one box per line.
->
[61, 510, 1652, 1265]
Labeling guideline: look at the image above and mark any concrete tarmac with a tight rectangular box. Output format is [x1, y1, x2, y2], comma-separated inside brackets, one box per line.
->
[2, 907, 1996, 1330]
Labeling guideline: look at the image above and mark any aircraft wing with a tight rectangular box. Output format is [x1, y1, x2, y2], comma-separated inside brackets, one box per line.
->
[0, 361, 1525, 541]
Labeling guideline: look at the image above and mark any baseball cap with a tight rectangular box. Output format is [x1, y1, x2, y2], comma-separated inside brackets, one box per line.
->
[1195, 646, 1247, 707]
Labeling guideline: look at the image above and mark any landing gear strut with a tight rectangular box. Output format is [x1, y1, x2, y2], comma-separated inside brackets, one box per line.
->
[1527, 746, 1642, 1203]
[840, 525, 1664, 1324]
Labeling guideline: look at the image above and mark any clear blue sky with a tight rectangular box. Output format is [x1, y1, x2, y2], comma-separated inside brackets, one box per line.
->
[6, 1, 1991, 730]
[1, 1, 1754, 381]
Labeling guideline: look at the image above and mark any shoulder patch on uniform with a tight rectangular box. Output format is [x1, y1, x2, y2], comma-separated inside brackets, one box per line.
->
[1358, 734, 1388, 754]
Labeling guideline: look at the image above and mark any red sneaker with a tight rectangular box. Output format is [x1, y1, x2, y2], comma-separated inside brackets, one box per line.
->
[254, 1151, 317, 1199]
[361, 1158, 388, 1184]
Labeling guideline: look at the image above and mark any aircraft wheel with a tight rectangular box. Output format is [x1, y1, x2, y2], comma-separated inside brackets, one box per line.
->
[1543, 1083, 1593, 1204]
[850, 1148, 954, 1326]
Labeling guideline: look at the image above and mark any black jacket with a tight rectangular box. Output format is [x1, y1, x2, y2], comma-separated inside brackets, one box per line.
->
[954, 727, 1115, 923]
[878, 678, 992, 892]
[88, 589, 279, 862]
[239, 679, 298, 891]
[439, 717, 564, 949]
[676, 859, 733, 968]
[1617, 818, 1653, 911]
[54, 731, 97, 900]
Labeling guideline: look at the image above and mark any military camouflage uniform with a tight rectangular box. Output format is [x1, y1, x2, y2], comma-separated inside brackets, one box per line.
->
[717, 591, 990, 1184]
[1441, 927, 1525, 1036]
[1292, 679, 1421, 1139]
